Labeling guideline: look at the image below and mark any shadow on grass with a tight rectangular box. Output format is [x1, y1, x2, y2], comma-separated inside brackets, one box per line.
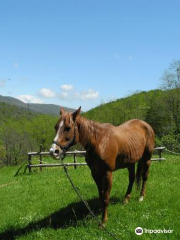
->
[0, 195, 122, 240]
[0, 198, 103, 240]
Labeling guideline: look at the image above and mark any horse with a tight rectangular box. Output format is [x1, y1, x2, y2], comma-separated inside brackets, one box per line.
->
[50, 107, 155, 226]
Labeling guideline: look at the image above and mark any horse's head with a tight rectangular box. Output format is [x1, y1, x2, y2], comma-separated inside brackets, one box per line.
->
[50, 106, 81, 160]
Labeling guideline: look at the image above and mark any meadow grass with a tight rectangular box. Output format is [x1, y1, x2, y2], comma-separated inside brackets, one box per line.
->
[0, 154, 180, 240]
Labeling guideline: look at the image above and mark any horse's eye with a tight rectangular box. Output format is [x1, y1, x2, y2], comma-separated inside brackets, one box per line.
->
[65, 126, 71, 132]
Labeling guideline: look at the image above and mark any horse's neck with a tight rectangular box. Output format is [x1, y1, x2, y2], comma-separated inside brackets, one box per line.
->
[77, 116, 99, 150]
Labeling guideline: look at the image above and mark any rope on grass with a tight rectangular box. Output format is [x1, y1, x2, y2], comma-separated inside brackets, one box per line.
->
[63, 165, 119, 240]
[165, 149, 180, 155]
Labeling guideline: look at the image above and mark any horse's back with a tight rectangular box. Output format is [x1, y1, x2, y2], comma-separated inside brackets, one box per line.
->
[118, 119, 154, 145]
[113, 119, 154, 166]
[117, 119, 154, 140]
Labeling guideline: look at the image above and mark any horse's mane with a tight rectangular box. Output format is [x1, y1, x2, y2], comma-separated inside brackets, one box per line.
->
[77, 116, 105, 149]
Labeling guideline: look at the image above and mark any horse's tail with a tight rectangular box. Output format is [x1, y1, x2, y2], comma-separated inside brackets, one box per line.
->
[136, 158, 143, 189]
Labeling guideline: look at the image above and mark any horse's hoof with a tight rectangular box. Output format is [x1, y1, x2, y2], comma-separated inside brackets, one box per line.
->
[123, 198, 129, 204]
[139, 196, 144, 202]
[99, 221, 106, 229]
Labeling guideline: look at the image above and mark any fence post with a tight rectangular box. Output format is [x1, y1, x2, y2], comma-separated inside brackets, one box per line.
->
[73, 153, 77, 169]
[28, 154, 32, 173]
[158, 149, 162, 159]
[157, 147, 165, 159]
[40, 144, 43, 171]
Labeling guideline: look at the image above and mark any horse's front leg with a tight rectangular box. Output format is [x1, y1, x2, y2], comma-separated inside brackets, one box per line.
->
[91, 170, 104, 202]
[101, 170, 113, 226]
[91, 170, 112, 226]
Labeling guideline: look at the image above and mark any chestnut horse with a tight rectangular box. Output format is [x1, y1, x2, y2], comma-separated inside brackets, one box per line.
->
[50, 107, 155, 226]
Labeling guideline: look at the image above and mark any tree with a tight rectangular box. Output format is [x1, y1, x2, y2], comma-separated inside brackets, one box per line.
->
[0, 114, 57, 166]
[161, 60, 180, 90]
[145, 90, 169, 136]
[0, 119, 33, 166]
[160, 60, 180, 134]
[27, 115, 57, 151]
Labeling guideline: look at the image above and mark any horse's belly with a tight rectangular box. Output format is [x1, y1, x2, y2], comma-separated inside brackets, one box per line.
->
[114, 160, 131, 169]
[114, 154, 137, 170]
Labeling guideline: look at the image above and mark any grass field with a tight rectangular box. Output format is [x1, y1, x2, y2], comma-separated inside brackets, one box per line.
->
[0, 153, 180, 240]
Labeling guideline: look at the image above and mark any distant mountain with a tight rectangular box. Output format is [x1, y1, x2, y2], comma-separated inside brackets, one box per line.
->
[0, 95, 25, 108]
[29, 103, 75, 115]
[0, 95, 75, 116]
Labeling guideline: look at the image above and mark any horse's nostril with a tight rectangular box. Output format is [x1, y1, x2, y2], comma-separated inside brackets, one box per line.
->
[55, 150, 59, 155]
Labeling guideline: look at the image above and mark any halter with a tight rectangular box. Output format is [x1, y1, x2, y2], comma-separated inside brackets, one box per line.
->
[53, 125, 77, 153]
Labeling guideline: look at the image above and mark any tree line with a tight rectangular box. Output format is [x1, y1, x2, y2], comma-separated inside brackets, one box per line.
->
[0, 103, 57, 166]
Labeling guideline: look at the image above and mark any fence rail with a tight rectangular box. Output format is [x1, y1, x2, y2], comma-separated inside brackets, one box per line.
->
[29, 163, 87, 168]
[28, 150, 86, 156]
[27, 147, 168, 173]
[27, 150, 86, 173]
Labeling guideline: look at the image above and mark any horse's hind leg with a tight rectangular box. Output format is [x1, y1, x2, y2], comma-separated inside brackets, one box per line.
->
[123, 164, 135, 204]
[139, 159, 151, 201]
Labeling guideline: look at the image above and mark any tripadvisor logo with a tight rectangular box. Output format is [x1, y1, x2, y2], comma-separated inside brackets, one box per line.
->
[135, 227, 143, 235]
[135, 227, 173, 235]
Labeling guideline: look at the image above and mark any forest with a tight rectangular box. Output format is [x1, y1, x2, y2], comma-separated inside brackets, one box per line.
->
[0, 102, 57, 166]
[0, 60, 180, 166]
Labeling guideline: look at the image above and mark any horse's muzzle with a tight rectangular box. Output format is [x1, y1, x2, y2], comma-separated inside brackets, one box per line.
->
[50, 147, 65, 160]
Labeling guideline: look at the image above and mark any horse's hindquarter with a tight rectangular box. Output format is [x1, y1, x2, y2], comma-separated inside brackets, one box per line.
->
[98, 120, 154, 171]
[114, 120, 154, 169]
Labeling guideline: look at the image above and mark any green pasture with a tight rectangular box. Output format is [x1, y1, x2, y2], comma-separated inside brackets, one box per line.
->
[0, 154, 180, 240]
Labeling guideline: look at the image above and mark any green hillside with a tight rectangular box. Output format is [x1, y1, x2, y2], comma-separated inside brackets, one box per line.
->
[0, 101, 58, 166]
[84, 90, 171, 132]
[0, 102, 36, 124]
[84, 89, 180, 150]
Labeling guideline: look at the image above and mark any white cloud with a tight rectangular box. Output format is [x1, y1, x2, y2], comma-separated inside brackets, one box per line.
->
[59, 91, 81, 101]
[0, 80, 7, 88]
[17, 95, 43, 104]
[81, 89, 99, 100]
[38, 88, 56, 98]
[44, 86, 99, 101]
[60, 84, 74, 91]
[58, 87, 99, 101]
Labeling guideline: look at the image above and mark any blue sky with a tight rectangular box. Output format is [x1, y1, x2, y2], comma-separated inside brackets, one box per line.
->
[0, 0, 180, 111]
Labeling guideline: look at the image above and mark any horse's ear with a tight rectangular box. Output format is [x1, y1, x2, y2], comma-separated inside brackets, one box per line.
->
[72, 106, 81, 121]
[60, 108, 65, 115]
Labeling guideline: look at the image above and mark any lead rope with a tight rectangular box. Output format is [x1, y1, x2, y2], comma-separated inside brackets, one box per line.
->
[63, 165, 119, 240]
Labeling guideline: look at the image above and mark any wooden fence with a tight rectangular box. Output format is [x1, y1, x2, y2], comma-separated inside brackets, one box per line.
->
[27, 147, 166, 173]
[152, 147, 165, 161]
[28, 150, 86, 173]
